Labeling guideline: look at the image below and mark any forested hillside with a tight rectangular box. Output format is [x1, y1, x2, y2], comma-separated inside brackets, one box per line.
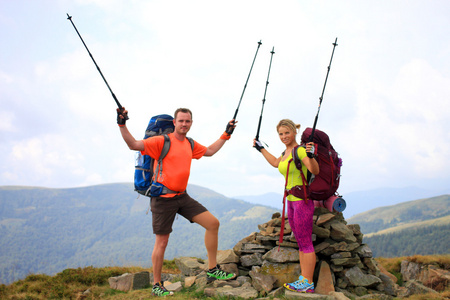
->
[347, 195, 449, 233]
[364, 224, 450, 257]
[1, 185, 448, 284]
[347, 195, 450, 257]
[0, 184, 276, 284]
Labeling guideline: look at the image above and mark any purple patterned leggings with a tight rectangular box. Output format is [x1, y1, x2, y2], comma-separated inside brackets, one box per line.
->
[288, 199, 315, 253]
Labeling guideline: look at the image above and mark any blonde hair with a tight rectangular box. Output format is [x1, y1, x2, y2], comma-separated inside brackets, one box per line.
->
[276, 119, 300, 134]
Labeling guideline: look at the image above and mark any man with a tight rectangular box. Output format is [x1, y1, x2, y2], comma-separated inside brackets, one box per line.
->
[117, 107, 237, 296]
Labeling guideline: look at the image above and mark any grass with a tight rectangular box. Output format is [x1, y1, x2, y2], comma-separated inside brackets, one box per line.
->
[403, 290, 450, 300]
[0, 256, 448, 299]
[407, 254, 450, 269]
[0, 263, 174, 300]
[376, 256, 406, 285]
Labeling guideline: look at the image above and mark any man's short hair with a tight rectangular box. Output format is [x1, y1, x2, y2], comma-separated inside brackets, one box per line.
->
[174, 108, 193, 120]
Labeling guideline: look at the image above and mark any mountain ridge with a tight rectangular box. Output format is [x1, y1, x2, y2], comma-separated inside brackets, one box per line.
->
[364, 214, 450, 238]
[232, 186, 450, 218]
[0, 183, 276, 284]
[1, 184, 449, 284]
[346, 194, 450, 257]
[347, 194, 450, 234]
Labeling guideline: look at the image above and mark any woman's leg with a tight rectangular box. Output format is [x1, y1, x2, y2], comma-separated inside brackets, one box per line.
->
[290, 200, 316, 282]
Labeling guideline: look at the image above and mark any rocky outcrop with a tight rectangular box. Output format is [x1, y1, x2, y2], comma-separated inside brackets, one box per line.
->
[172, 208, 399, 299]
[400, 260, 449, 293]
[108, 207, 448, 299]
[108, 271, 150, 292]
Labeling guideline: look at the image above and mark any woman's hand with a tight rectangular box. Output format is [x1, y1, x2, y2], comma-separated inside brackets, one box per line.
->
[305, 142, 316, 158]
[253, 139, 265, 152]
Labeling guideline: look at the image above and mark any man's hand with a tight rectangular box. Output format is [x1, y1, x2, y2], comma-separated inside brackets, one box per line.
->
[225, 119, 236, 135]
[117, 107, 129, 126]
[220, 119, 237, 140]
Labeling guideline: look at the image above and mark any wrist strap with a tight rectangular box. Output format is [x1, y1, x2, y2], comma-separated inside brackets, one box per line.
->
[220, 132, 231, 140]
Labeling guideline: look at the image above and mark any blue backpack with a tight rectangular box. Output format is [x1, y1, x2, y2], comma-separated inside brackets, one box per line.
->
[134, 114, 194, 197]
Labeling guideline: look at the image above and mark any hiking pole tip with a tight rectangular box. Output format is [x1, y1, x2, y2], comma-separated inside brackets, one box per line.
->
[66, 13, 72, 20]
[333, 37, 338, 47]
[231, 40, 263, 120]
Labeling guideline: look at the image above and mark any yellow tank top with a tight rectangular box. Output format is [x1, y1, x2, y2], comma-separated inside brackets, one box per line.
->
[278, 146, 308, 201]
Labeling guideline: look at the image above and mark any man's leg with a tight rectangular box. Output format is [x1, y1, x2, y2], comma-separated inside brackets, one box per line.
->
[152, 233, 170, 284]
[192, 211, 219, 269]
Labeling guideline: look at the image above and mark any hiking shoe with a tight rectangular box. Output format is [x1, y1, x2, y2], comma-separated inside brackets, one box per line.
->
[284, 276, 315, 293]
[152, 281, 174, 297]
[206, 265, 236, 282]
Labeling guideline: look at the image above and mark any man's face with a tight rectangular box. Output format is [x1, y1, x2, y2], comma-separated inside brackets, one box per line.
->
[173, 112, 192, 135]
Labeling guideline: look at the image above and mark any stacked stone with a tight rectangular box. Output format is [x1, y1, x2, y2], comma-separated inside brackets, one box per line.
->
[110, 207, 401, 299]
[228, 207, 397, 298]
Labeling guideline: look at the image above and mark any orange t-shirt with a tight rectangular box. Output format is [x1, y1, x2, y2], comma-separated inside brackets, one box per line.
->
[141, 133, 207, 195]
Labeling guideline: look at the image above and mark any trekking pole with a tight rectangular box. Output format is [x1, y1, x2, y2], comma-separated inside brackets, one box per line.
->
[232, 40, 262, 121]
[255, 47, 275, 142]
[307, 37, 338, 157]
[66, 13, 128, 119]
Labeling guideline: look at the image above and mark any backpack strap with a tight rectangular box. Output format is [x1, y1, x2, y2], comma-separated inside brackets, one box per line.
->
[278, 157, 309, 251]
[292, 145, 314, 184]
[278, 159, 291, 251]
[154, 134, 171, 181]
[287, 146, 310, 202]
[153, 135, 195, 196]
[187, 137, 195, 151]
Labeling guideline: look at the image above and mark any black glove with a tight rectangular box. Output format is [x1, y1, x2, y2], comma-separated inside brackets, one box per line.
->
[306, 143, 317, 158]
[117, 108, 128, 126]
[254, 139, 265, 152]
[225, 120, 236, 135]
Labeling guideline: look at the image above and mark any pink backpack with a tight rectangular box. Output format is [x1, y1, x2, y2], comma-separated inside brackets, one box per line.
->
[292, 127, 342, 200]
[278, 128, 343, 248]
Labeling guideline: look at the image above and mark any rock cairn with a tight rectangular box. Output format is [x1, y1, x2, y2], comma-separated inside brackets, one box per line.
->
[108, 207, 448, 298]
[173, 207, 399, 299]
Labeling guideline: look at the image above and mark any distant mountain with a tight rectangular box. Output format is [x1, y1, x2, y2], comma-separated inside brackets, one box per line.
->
[364, 215, 450, 237]
[2, 183, 448, 284]
[341, 186, 450, 218]
[234, 186, 449, 218]
[347, 195, 450, 257]
[347, 194, 450, 233]
[0, 183, 276, 285]
[233, 192, 283, 211]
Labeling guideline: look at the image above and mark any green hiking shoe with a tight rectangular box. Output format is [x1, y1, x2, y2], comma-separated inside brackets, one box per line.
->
[206, 265, 236, 282]
[152, 281, 174, 297]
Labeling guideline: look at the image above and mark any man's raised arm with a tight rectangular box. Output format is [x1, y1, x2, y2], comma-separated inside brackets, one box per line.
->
[117, 108, 145, 151]
[204, 119, 236, 157]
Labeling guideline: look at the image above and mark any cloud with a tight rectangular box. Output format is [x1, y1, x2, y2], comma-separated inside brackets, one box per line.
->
[0, 111, 16, 132]
[1, 0, 450, 198]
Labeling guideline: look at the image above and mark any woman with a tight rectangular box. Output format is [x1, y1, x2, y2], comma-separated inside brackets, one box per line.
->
[253, 119, 319, 293]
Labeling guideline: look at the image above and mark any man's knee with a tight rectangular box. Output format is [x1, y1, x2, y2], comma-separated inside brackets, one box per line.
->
[204, 216, 220, 231]
[155, 235, 170, 249]
[210, 218, 220, 231]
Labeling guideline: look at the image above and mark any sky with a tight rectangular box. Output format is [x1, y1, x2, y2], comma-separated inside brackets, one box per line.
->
[1, 0, 449, 198]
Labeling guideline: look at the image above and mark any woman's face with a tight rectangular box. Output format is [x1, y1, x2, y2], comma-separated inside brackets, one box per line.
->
[278, 125, 296, 146]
